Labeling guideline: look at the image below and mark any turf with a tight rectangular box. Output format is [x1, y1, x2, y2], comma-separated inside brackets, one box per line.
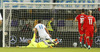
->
[0, 47, 100, 52]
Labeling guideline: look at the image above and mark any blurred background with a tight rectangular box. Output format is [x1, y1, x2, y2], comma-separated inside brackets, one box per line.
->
[0, 0, 100, 47]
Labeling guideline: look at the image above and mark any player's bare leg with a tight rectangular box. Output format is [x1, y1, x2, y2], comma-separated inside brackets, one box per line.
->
[84, 34, 86, 48]
[86, 37, 91, 49]
[79, 34, 83, 48]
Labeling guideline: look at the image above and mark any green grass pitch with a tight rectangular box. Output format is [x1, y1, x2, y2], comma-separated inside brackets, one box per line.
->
[0, 47, 100, 52]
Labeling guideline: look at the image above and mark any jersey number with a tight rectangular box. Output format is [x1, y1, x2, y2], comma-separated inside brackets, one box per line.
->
[80, 18, 84, 23]
[89, 19, 92, 25]
[39, 25, 43, 29]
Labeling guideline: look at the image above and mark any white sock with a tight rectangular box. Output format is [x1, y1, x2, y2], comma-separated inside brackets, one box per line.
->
[80, 42, 82, 44]
[84, 44, 86, 47]
[88, 45, 90, 48]
[43, 41, 50, 46]
[49, 38, 54, 43]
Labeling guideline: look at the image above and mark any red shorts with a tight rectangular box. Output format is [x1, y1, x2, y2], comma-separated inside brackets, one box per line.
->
[78, 28, 85, 35]
[85, 29, 94, 38]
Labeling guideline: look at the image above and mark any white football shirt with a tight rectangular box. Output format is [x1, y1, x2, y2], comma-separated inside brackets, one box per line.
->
[35, 23, 48, 36]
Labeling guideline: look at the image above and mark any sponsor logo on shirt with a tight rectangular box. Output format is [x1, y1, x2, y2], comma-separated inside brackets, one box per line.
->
[88, 17, 93, 18]
[81, 16, 84, 17]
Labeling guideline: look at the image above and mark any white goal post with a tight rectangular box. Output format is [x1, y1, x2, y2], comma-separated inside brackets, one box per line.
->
[3, 2, 100, 47]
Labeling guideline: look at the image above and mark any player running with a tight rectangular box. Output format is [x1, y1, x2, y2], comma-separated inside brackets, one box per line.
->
[34, 20, 56, 48]
[81, 10, 97, 49]
[75, 9, 87, 48]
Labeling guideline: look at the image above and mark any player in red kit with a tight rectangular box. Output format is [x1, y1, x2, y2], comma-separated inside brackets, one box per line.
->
[81, 10, 97, 49]
[75, 9, 87, 48]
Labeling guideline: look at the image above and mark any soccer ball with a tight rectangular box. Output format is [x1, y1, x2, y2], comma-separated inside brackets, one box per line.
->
[73, 42, 77, 47]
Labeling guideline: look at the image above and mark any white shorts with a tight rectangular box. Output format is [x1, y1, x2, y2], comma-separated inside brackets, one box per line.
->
[39, 35, 51, 41]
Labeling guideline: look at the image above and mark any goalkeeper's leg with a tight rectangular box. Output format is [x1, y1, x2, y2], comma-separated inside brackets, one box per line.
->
[42, 40, 53, 48]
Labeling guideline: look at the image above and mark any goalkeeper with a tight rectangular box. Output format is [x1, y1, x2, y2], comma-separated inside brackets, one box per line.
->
[25, 33, 59, 48]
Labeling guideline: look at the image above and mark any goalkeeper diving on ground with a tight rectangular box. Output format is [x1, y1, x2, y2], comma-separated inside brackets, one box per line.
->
[18, 33, 59, 48]
[17, 20, 59, 48]
[26, 33, 59, 48]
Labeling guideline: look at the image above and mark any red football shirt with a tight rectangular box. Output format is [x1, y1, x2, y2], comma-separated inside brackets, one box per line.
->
[75, 14, 87, 29]
[84, 15, 96, 30]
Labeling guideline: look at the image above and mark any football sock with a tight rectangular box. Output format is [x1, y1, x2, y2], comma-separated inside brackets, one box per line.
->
[80, 42, 82, 44]
[90, 39, 93, 47]
[43, 41, 50, 46]
[84, 44, 86, 48]
[49, 38, 56, 45]
[86, 38, 90, 46]
[88, 45, 91, 49]
[80, 36, 83, 44]
[84, 36, 86, 44]
[49, 38, 54, 43]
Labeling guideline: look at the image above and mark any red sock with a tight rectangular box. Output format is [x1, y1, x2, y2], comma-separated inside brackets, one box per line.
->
[80, 36, 83, 43]
[86, 38, 90, 46]
[90, 39, 93, 47]
[84, 36, 86, 44]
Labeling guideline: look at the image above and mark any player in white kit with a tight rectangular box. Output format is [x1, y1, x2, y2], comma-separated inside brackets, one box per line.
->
[34, 20, 55, 48]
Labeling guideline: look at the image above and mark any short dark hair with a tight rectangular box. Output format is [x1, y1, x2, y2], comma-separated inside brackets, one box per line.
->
[82, 9, 85, 13]
[38, 20, 41, 23]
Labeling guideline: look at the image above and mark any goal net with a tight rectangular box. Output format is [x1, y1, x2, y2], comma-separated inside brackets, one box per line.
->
[3, 2, 100, 47]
